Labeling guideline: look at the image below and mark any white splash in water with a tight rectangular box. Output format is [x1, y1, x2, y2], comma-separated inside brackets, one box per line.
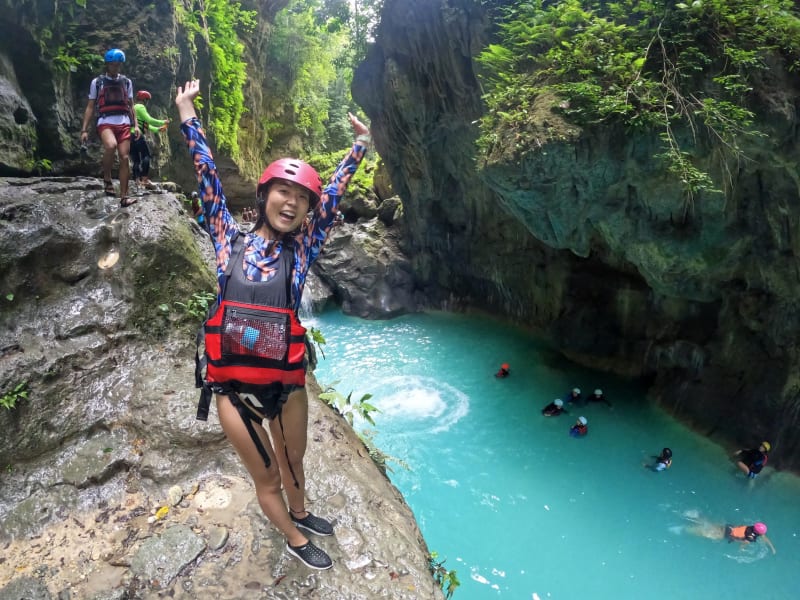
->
[369, 375, 470, 433]
[380, 386, 446, 419]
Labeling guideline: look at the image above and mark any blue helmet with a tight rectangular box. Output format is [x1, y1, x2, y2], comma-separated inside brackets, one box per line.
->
[104, 49, 125, 63]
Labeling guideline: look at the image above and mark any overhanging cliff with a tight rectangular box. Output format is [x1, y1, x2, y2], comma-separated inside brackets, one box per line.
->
[353, 0, 800, 469]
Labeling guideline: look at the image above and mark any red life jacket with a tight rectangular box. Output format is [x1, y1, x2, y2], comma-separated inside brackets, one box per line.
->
[195, 233, 306, 422]
[203, 300, 306, 388]
[96, 75, 131, 116]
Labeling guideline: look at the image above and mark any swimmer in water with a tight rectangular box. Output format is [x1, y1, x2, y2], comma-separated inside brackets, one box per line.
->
[685, 517, 776, 555]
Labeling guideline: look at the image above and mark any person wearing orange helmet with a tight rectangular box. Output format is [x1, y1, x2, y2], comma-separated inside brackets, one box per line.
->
[176, 79, 371, 571]
[131, 89, 169, 189]
[495, 362, 510, 378]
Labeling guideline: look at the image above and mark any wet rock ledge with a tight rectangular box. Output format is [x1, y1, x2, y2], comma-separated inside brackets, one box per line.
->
[0, 177, 443, 599]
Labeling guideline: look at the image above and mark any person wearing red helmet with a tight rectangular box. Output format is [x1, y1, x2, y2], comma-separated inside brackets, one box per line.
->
[176, 79, 371, 571]
[79, 48, 140, 206]
[131, 89, 169, 189]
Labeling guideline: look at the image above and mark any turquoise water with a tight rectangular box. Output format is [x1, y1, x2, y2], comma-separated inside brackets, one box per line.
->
[309, 309, 800, 600]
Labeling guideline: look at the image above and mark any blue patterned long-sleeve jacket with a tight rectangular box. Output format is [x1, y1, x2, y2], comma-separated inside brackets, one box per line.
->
[180, 117, 366, 311]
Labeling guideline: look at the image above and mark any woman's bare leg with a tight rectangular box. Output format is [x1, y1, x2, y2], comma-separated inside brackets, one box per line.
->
[216, 394, 307, 547]
[686, 521, 725, 540]
[269, 387, 308, 514]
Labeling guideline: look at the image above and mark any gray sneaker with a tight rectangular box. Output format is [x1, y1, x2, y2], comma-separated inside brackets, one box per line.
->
[291, 511, 334, 536]
[286, 541, 332, 570]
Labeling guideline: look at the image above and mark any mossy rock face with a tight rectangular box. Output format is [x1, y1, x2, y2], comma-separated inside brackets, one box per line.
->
[122, 204, 216, 339]
[0, 176, 215, 461]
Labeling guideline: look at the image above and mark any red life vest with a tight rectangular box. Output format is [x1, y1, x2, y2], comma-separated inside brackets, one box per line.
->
[96, 75, 130, 116]
[198, 233, 306, 399]
[203, 300, 306, 388]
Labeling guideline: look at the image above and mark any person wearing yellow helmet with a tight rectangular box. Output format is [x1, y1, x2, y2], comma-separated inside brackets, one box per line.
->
[734, 441, 770, 478]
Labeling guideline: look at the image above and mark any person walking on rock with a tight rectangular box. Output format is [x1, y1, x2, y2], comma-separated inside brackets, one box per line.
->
[79, 48, 140, 207]
[177, 79, 372, 570]
[131, 90, 169, 189]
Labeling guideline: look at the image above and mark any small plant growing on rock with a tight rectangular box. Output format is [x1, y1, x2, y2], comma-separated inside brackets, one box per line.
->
[319, 383, 408, 474]
[174, 291, 216, 321]
[429, 551, 460, 599]
[1, 381, 28, 410]
[319, 384, 378, 427]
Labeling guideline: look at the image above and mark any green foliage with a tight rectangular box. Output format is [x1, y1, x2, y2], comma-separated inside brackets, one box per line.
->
[1, 382, 28, 410]
[347, 0, 384, 65]
[25, 158, 53, 175]
[173, 0, 254, 157]
[306, 146, 380, 193]
[477, 0, 800, 208]
[268, 3, 343, 149]
[204, 0, 255, 157]
[307, 325, 327, 361]
[52, 39, 100, 73]
[163, 46, 180, 61]
[30, 0, 94, 74]
[319, 383, 379, 426]
[174, 291, 216, 320]
[318, 381, 408, 475]
[429, 551, 460, 599]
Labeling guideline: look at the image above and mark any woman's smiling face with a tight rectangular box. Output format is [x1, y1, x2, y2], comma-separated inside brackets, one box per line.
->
[264, 178, 311, 233]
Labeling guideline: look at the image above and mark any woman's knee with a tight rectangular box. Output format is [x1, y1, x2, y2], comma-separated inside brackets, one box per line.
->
[254, 473, 284, 498]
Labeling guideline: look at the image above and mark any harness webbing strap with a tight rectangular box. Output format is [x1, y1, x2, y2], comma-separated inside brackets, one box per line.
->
[231, 392, 272, 470]
[278, 409, 300, 489]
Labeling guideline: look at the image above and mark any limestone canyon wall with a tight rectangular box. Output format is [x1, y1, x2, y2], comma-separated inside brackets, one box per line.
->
[353, 0, 800, 469]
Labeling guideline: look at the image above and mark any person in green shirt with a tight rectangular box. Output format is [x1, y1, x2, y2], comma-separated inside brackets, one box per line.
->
[131, 90, 169, 188]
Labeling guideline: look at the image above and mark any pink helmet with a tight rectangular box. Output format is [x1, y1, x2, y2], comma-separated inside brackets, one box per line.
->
[753, 522, 767, 535]
[257, 158, 321, 206]
[135, 90, 152, 101]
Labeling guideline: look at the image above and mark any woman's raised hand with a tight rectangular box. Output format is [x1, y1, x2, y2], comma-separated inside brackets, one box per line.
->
[176, 80, 201, 123]
[348, 112, 371, 139]
[176, 80, 201, 105]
